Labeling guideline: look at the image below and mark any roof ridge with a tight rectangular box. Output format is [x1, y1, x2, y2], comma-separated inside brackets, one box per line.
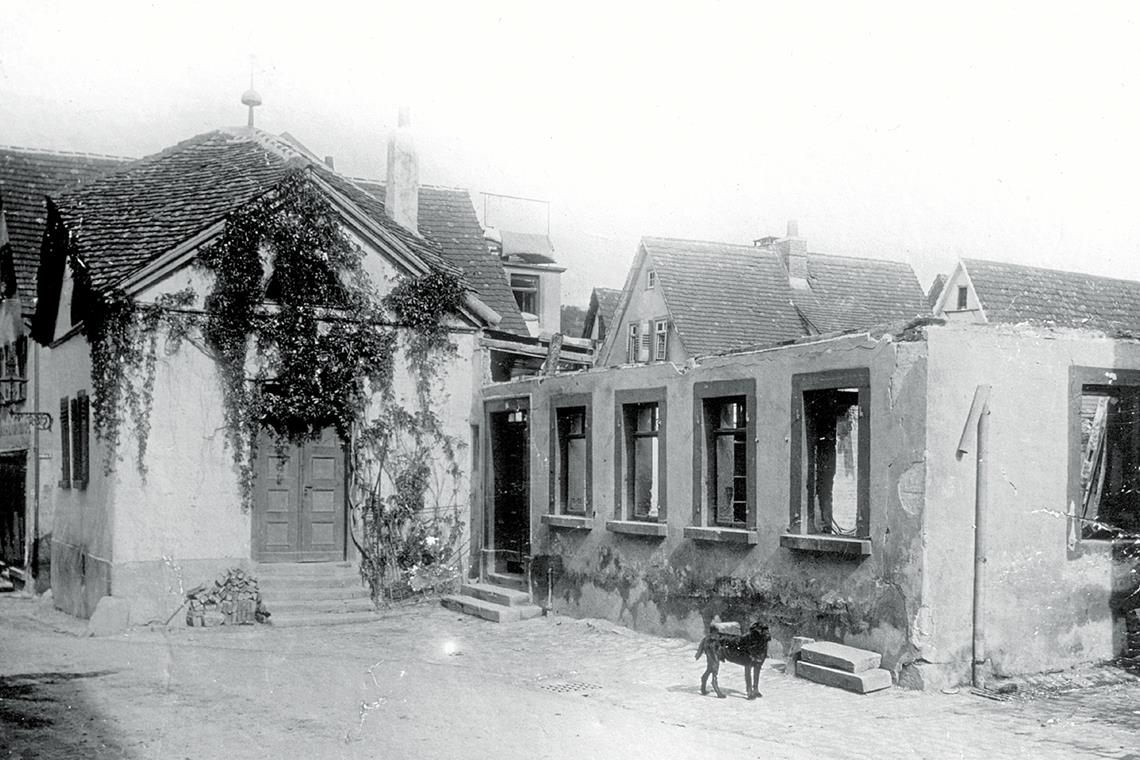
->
[0, 144, 134, 161]
[806, 250, 912, 266]
[349, 176, 474, 194]
[963, 257, 1140, 288]
[642, 235, 762, 250]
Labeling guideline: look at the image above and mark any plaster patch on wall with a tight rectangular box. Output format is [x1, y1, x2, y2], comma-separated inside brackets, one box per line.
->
[897, 461, 925, 516]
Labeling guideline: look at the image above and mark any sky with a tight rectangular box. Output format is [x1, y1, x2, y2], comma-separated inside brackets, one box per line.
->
[4, 1, 1140, 306]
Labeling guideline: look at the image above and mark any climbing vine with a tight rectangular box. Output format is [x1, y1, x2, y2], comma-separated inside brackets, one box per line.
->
[82, 168, 470, 602]
[85, 287, 197, 475]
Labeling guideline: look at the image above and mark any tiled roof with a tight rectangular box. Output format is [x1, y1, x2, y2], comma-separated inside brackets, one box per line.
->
[51, 130, 450, 293]
[0, 147, 127, 306]
[353, 179, 528, 334]
[964, 258, 1140, 334]
[582, 286, 621, 339]
[641, 237, 926, 356]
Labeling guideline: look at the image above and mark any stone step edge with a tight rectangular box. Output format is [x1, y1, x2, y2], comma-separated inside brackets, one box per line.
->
[461, 582, 532, 606]
[800, 641, 882, 673]
[440, 594, 542, 623]
[795, 660, 893, 694]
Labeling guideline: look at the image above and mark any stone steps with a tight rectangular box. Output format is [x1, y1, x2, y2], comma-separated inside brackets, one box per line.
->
[796, 660, 893, 694]
[460, 582, 532, 607]
[253, 562, 379, 628]
[440, 591, 542, 624]
[793, 639, 892, 694]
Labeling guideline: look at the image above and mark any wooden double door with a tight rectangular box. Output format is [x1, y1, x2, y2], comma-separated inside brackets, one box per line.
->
[253, 427, 346, 562]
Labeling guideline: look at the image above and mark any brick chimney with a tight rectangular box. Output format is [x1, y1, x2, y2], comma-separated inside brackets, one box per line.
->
[384, 107, 419, 234]
[778, 220, 808, 286]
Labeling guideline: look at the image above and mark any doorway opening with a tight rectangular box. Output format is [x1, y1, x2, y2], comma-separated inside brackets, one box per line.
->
[486, 399, 530, 578]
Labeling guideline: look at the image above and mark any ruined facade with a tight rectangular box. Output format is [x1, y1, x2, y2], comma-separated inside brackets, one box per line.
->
[475, 320, 1140, 686]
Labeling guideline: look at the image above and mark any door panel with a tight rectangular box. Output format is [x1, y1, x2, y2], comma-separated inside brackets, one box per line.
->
[253, 428, 345, 562]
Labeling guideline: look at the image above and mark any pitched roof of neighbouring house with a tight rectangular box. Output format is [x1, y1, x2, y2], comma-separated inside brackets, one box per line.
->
[0, 147, 127, 306]
[353, 179, 528, 334]
[582, 286, 621, 339]
[50, 129, 451, 293]
[638, 237, 926, 357]
[962, 258, 1140, 334]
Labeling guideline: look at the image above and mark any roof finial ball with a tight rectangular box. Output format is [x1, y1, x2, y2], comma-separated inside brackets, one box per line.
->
[242, 84, 263, 129]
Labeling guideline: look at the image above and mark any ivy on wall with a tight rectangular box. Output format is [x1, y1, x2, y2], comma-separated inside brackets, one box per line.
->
[81, 168, 470, 600]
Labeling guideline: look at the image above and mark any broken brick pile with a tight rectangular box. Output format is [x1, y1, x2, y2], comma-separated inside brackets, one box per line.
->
[185, 568, 270, 626]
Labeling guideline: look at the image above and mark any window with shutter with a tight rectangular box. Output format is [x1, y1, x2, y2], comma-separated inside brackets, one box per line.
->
[637, 320, 651, 362]
[626, 323, 639, 364]
[76, 391, 90, 487]
[59, 397, 71, 488]
[70, 397, 80, 486]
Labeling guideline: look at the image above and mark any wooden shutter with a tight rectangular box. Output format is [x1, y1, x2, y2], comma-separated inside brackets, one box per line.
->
[70, 397, 80, 486]
[59, 397, 71, 488]
[637, 320, 651, 362]
[76, 391, 90, 486]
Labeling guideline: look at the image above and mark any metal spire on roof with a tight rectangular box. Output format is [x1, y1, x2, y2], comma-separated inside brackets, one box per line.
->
[241, 63, 262, 129]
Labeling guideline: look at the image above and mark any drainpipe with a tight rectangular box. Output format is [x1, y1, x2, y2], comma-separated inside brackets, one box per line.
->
[957, 384, 991, 688]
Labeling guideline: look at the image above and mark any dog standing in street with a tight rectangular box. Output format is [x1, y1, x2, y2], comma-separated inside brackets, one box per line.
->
[696, 621, 771, 699]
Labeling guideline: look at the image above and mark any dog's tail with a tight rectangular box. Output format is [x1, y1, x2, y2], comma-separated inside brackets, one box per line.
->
[695, 636, 709, 660]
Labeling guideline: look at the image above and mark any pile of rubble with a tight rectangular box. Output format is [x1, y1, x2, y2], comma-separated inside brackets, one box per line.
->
[185, 567, 270, 626]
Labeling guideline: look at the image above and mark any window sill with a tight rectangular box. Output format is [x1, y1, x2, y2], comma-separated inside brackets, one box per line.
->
[605, 520, 668, 537]
[780, 533, 871, 556]
[541, 514, 593, 530]
[683, 526, 758, 545]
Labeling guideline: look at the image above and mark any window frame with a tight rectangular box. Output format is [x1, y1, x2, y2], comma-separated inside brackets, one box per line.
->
[788, 368, 871, 540]
[548, 394, 592, 516]
[510, 273, 540, 315]
[692, 379, 757, 530]
[614, 387, 668, 523]
[646, 269, 658, 289]
[1068, 366, 1140, 543]
[956, 286, 969, 310]
[653, 318, 669, 362]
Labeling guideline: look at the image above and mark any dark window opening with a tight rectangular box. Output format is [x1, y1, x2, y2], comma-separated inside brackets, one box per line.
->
[0, 337, 27, 405]
[624, 402, 660, 520]
[59, 397, 71, 489]
[793, 374, 868, 539]
[956, 286, 968, 310]
[556, 407, 588, 514]
[1078, 384, 1140, 538]
[706, 397, 747, 526]
[511, 274, 539, 315]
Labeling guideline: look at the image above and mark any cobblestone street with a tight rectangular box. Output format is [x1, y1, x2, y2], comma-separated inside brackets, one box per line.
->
[2, 594, 1139, 759]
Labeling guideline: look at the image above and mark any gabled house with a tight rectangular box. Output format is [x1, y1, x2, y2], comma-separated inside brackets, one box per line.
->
[581, 286, 621, 345]
[598, 224, 927, 366]
[0, 147, 127, 588]
[934, 257, 1140, 334]
[30, 125, 502, 623]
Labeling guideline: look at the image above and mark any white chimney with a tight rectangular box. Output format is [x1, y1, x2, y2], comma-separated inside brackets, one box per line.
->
[779, 219, 808, 286]
[384, 106, 419, 234]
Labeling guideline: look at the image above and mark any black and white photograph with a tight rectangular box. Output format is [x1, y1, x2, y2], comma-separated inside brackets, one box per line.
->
[1, 2, 1139, 757]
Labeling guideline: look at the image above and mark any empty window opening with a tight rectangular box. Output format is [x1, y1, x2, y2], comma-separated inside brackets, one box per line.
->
[1078, 385, 1140, 539]
[511, 274, 540, 315]
[624, 402, 660, 519]
[956, 286, 968, 310]
[706, 397, 748, 526]
[557, 407, 588, 514]
[803, 388, 861, 535]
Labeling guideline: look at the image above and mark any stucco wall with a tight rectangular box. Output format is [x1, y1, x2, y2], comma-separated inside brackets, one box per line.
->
[482, 331, 928, 674]
[923, 323, 1140, 680]
[42, 332, 113, 618]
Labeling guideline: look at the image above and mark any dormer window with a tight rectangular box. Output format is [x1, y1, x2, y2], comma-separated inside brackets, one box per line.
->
[511, 274, 540, 315]
[646, 269, 658, 289]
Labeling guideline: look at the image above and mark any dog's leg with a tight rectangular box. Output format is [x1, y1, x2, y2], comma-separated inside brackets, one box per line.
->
[709, 656, 725, 698]
[745, 665, 755, 699]
[752, 656, 765, 698]
[700, 665, 710, 695]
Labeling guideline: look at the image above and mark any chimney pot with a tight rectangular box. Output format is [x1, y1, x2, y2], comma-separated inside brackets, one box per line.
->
[324, 155, 335, 170]
[786, 219, 799, 238]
